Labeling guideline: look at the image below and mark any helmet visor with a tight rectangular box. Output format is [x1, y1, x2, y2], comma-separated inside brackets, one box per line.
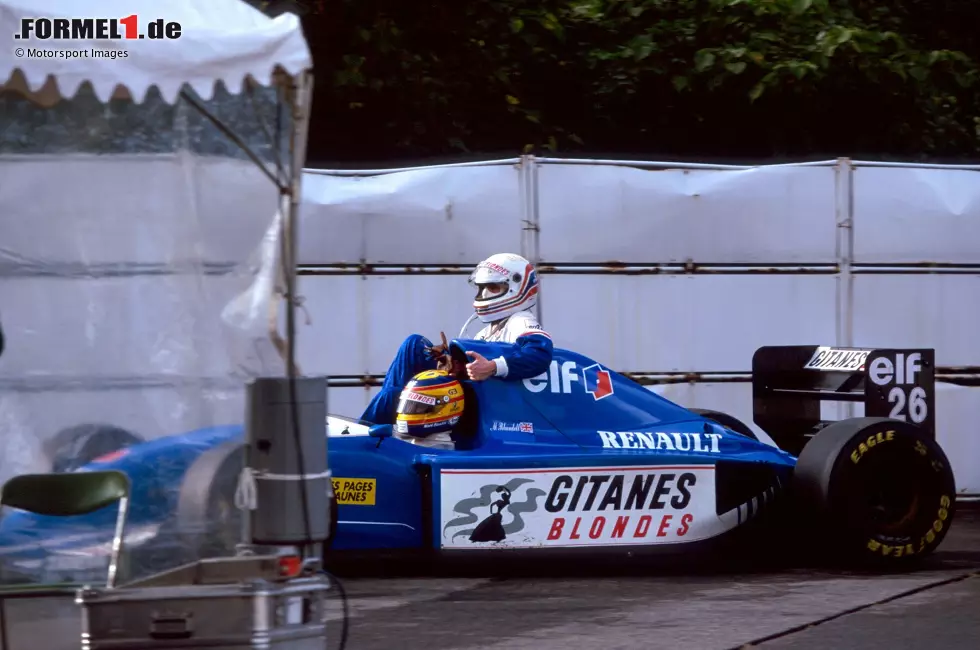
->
[475, 282, 507, 301]
[469, 264, 509, 287]
[397, 391, 439, 415]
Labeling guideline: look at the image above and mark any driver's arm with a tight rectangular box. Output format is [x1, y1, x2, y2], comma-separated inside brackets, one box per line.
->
[489, 327, 553, 381]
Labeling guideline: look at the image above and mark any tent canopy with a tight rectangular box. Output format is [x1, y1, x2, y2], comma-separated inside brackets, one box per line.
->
[0, 0, 311, 105]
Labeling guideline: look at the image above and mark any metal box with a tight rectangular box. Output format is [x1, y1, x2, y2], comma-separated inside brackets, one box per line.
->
[76, 576, 330, 650]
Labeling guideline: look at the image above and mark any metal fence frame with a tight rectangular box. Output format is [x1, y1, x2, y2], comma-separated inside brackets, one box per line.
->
[301, 155, 980, 389]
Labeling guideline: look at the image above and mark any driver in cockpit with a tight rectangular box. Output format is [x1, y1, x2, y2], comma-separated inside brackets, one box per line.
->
[360, 252, 553, 427]
[392, 369, 465, 449]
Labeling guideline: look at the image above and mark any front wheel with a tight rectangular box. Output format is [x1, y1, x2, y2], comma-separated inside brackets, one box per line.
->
[794, 417, 956, 567]
[174, 442, 245, 560]
[44, 423, 144, 472]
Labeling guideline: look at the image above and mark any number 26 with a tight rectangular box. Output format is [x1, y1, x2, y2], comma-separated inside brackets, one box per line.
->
[888, 386, 928, 424]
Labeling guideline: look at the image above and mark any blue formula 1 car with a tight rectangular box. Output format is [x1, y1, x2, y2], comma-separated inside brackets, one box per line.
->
[0, 341, 957, 584]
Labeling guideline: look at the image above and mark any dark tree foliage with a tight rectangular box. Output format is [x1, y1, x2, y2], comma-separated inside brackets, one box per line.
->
[268, 0, 980, 164]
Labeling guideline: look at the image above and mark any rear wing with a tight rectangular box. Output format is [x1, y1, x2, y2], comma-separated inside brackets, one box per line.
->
[752, 346, 935, 455]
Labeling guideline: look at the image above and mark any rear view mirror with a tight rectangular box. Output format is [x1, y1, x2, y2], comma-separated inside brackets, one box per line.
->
[368, 424, 393, 447]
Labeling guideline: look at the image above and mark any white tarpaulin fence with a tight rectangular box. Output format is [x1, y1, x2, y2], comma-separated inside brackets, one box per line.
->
[0, 0, 312, 584]
[296, 157, 980, 496]
[0, 89, 298, 584]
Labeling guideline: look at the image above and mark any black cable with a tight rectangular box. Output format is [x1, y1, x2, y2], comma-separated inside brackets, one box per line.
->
[320, 569, 350, 650]
[276, 81, 349, 650]
[179, 70, 347, 649]
[276, 85, 313, 563]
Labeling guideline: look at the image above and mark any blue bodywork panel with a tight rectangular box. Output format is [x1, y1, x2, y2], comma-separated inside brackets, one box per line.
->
[0, 342, 796, 581]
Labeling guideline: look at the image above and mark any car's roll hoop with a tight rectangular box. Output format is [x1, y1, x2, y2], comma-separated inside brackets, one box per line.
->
[751, 345, 936, 455]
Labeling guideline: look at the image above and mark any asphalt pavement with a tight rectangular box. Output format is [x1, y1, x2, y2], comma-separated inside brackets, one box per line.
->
[331, 509, 980, 650]
[3, 510, 977, 650]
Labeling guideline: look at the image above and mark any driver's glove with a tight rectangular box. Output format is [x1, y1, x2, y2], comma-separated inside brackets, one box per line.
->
[423, 331, 450, 361]
[425, 331, 466, 378]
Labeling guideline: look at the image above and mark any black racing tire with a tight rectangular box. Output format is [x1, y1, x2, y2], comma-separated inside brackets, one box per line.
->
[329, 489, 338, 546]
[174, 441, 245, 560]
[44, 423, 144, 473]
[794, 417, 956, 567]
[320, 484, 342, 572]
[688, 408, 759, 441]
[323, 491, 339, 553]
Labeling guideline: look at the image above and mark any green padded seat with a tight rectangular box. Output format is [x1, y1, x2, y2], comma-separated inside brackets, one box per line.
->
[1, 471, 129, 517]
[0, 470, 131, 589]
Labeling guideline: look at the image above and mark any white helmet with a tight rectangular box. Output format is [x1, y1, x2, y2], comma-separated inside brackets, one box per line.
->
[469, 253, 539, 323]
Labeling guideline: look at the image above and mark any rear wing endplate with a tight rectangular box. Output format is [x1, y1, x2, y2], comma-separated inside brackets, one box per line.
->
[752, 346, 936, 453]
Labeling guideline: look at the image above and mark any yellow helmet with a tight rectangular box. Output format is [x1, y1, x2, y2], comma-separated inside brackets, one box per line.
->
[395, 369, 465, 440]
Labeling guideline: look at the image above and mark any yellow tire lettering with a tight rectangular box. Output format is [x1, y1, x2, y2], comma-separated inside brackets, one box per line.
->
[938, 508, 948, 521]
[940, 495, 951, 508]
[905, 544, 915, 555]
[881, 544, 893, 556]
[933, 520, 943, 533]
[915, 440, 927, 456]
[867, 539, 881, 551]
[851, 431, 898, 464]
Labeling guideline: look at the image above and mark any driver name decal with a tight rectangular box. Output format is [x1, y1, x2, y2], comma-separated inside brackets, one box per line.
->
[491, 420, 535, 433]
[439, 466, 720, 549]
[598, 430, 722, 453]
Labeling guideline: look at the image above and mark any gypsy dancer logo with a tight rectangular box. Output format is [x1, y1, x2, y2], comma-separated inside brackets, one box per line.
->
[443, 478, 547, 544]
[470, 486, 511, 542]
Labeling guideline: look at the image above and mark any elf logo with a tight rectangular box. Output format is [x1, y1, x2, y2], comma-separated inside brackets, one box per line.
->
[868, 352, 922, 387]
[583, 364, 614, 400]
[523, 361, 615, 401]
